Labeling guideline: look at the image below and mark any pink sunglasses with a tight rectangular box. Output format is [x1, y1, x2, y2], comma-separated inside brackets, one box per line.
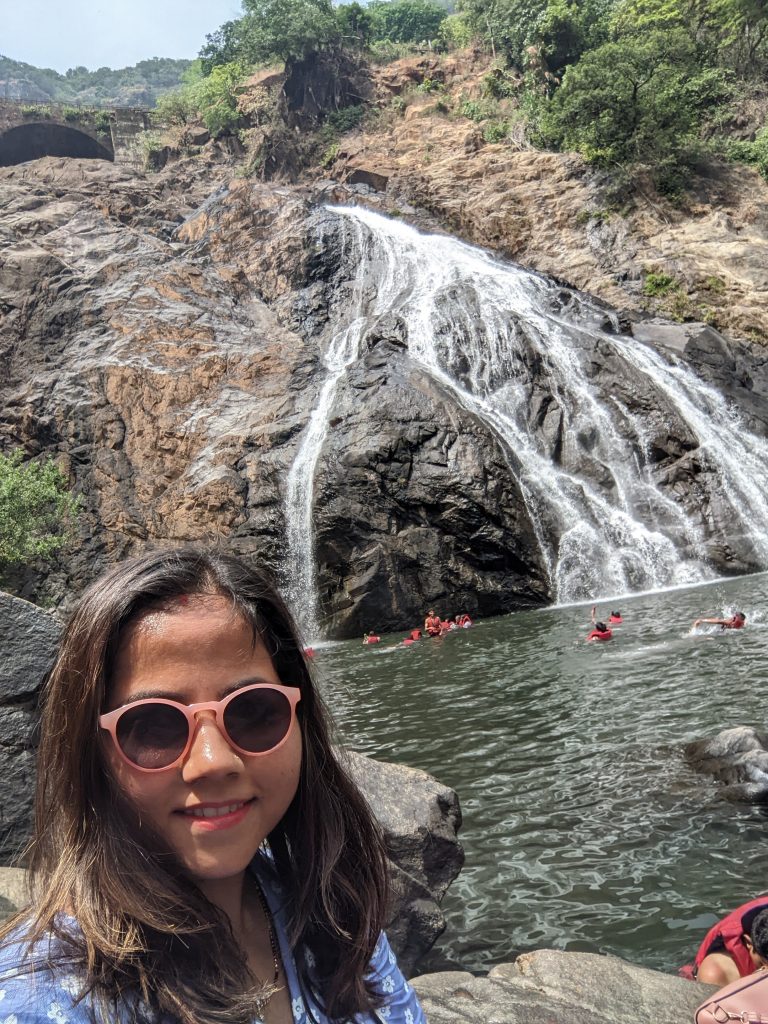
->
[99, 683, 302, 772]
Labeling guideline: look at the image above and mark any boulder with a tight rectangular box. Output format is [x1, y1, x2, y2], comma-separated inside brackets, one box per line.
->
[345, 750, 464, 974]
[411, 949, 714, 1023]
[685, 726, 768, 802]
[0, 593, 60, 861]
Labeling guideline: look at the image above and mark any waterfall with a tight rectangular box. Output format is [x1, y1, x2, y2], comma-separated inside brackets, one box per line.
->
[284, 205, 768, 635]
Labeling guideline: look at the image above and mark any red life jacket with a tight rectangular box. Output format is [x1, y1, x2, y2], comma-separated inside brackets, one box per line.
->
[689, 898, 768, 978]
[609, 615, 622, 624]
[587, 628, 612, 641]
[727, 617, 745, 629]
[409, 628, 422, 641]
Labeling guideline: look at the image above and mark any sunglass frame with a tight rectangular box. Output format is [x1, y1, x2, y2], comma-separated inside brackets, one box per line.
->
[99, 682, 302, 772]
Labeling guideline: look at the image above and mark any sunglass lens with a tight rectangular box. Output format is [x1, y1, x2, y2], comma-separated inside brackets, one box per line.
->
[116, 704, 188, 769]
[224, 688, 292, 753]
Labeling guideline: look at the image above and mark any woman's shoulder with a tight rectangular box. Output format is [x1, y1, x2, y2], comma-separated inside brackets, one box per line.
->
[0, 923, 93, 1023]
[363, 932, 425, 1024]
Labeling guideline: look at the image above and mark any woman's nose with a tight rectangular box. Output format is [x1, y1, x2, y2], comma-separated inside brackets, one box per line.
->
[181, 710, 243, 781]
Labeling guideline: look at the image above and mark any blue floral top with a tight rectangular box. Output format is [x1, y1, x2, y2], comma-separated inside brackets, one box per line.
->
[0, 864, 425, 1024]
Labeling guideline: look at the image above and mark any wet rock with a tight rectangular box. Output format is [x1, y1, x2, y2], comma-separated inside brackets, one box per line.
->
[412, 950, 713, 1023]
[685, 726, 768, 802]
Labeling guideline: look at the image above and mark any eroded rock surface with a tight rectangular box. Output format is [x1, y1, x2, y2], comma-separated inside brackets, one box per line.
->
[2, 152, 767, 635]
[327, 51, 768, 344]
[412, 949, 713, 1023]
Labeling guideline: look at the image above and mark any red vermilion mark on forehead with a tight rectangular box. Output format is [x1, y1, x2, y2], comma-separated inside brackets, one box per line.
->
[177, 595, 189, 605]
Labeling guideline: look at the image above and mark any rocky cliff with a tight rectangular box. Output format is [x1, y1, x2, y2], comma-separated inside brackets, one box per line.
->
[2, 145, 768, 635]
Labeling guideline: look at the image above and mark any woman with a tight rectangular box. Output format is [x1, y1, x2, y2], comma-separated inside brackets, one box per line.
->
[0, 549, 425, 1023]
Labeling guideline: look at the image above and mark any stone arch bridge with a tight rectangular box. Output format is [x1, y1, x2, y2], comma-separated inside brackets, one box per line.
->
[0, 102, 151, 168]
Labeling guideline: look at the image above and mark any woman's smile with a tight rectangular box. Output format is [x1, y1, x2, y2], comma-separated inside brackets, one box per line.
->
[105, 595, 302, 884]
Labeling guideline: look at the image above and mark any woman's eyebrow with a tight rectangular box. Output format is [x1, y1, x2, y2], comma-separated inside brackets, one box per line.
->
[113, 678, 272, 707]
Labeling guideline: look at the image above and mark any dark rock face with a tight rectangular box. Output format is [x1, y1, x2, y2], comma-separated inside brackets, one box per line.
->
[1, 158, 767, 636]
[685, 726, 768, 802]
[0, 593, 60, 861]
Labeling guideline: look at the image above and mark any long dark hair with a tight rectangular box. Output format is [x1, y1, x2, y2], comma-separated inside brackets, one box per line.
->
[1, 548, 389, 1022]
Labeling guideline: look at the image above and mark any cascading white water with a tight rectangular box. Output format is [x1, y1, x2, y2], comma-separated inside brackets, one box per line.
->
[284, 205, 768, 636]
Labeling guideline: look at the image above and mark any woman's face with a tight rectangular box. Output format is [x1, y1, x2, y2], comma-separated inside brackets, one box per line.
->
[103, 595, 302, 885]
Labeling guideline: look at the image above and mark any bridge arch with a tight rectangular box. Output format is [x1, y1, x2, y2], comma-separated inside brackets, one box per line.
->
[0, 122, 114, 167]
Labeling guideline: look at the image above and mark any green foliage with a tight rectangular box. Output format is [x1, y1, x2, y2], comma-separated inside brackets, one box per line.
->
[92, 110, 113, 136]
[613, 0, 768, 76]
[336, 3, 375, 48]
[642, 271, 678, 296]
[153, 87, 198, 126]
[323, 104, 366, 136]
[368, 0, 448, 43]
[199, 18, 263, 75]
[482, 63, 518, 98]
[438, 13, 475, 49]
[536, 30, 730, 187]
[239, 0, 341, 63]
[321, 141, 340, 166]
[416, 76, 444, 92]
[21, 104, 52, 118]
[726, 127, 768, 179]
[458, 0, 611, 73]
[0, 451, 79, 570]
[367, 39, 419, 62]
[190, 62, 248, 135]
[460, 97, 500, 121]
[483, 119, 512, 141]
[0, 55, 191, 107]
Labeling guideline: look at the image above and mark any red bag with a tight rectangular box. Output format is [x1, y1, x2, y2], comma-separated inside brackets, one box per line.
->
[695, 968, 768, 1023]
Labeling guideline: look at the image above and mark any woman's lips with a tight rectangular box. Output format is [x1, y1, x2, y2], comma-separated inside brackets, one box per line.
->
[177, 798, 254, 831]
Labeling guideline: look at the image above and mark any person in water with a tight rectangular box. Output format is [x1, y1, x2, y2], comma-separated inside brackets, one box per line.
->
[363, 632, 381, 644]
[682, 900, 768, 984]
[692, 611, 746, 630]
[424, 610, 441, 637]
[586, 606, 612, 641]
[0, 548, 424, 1024]
[609, 611, 622, 624]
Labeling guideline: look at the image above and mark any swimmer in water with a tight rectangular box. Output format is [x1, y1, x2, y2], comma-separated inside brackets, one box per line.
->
[692, 611, 746, 631]
[586, 606, 612, 641]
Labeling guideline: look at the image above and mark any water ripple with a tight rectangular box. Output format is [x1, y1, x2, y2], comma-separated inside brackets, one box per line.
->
[320, 575, 768, 974]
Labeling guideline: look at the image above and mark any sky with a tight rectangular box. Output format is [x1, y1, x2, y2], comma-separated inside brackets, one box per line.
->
[2, 0, 245, 73]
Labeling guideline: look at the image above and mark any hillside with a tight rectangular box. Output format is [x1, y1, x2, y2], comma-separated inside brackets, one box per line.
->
[0, 55, 192, 107]
[227, 49, 768, 345]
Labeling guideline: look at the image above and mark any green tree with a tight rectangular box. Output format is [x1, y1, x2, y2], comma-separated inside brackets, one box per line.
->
[0, 451, 79, 570]
[613, 0, 768, 74]
[186, 61, 249, 135]
[238, 0, 341, 62]
[336, 3, 375, 48]
[537, 29, 730, 187]
[368, 0, 449, 42]
[458, 0, 610, 71]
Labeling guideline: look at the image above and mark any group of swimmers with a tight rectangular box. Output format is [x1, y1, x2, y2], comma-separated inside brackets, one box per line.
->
[585, 606, 747, 643]
[363, 608, 474, 646]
